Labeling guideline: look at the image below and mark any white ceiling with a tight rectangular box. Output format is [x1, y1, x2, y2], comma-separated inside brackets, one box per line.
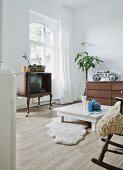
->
[47, 0, 94, 10]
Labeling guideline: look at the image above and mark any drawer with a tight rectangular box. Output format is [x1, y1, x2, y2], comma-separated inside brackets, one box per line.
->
[112, 82, 123, 90]
[87, 97, 112, 106]
[112, 91, 123, 99]
[87, 90, 111, 98]
[87, 82, 111, 90]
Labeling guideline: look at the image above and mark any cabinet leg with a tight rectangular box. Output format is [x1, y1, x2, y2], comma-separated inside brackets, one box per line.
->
[26, 97, 30, 117]
[49, 93, 52, 109]
[37, 97, 40, 108]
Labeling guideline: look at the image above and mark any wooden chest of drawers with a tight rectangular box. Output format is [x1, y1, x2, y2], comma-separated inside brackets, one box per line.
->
[87, 81, 123, 106]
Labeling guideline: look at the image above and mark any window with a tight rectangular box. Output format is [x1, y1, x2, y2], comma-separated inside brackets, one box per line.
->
[29, 23, 55, 76]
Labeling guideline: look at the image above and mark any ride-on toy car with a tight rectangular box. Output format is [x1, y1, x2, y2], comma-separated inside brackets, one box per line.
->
[93, 70, 118, 81]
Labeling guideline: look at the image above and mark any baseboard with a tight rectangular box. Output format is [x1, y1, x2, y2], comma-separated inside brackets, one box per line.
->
[16, 97, 57, 110]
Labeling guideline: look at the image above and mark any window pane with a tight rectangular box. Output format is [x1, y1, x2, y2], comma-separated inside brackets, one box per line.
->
[30, 44, 43, 65]
[30, 23, 43, 42]
[45, 27, 53, 45]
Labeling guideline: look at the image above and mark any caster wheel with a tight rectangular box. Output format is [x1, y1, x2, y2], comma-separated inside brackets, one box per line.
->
[26, 111, 29, 117]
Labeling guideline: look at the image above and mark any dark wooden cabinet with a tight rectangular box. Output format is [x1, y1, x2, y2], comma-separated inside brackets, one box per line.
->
[16, 72, 52, 116]
[87, 81, 123, 106]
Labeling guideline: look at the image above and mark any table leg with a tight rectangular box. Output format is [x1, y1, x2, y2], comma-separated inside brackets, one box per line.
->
[37, 97, 40, 108]
[26, 97, 30, 117]
[61, 116, 64, 122]
[49, 93, 52, 109]
[92, 122, 96, 132]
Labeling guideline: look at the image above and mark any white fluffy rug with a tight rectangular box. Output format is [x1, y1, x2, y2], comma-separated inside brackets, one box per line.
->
[46, 117, 87, 145]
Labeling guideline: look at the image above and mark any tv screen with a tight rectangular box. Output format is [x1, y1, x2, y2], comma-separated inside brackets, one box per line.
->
[28, 73, 42, 93]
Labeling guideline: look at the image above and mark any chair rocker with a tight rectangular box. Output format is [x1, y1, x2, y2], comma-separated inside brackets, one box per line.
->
[92, 95, 123, 170]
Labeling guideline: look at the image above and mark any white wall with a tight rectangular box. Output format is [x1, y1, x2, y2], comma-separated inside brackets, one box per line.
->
[4, 0, 72, 101]
[5, 0, 123, 101]
[4, 0, 65, 72]
[4, 0, 29, 71]
[73, 0, 123, 98]
[0, 0, 2, 65]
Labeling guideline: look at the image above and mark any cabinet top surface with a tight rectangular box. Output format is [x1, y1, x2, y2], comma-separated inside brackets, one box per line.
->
[87, 81, 123, 83]
[16, 72, 51, 74]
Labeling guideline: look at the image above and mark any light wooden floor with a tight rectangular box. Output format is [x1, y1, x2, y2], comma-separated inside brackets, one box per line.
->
[16, 104, 123, 170]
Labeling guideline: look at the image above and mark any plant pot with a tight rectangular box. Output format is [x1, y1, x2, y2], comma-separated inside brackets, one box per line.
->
[81, 95, 87, 103]
[81, 95, 87, 110]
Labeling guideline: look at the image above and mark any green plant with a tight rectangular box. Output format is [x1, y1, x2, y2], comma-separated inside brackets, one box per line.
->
[75, 42, 103, 95]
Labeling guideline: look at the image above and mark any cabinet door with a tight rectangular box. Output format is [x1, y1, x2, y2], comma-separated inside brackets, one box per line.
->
[112, 82, 123, 90]
[112, 91, 123, 99]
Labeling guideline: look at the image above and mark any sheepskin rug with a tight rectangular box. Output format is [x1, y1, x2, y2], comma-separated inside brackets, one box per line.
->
[46, 117, 87, 145]
[97, 101, 123, 137]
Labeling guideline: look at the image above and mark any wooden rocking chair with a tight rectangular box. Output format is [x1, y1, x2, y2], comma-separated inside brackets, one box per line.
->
[92, 94, 123, 170]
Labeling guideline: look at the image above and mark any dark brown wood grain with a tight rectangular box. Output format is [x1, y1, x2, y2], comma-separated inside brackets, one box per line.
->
[16, 72, 52, 115]
[87, 97, 112, 106]
[87, 90, 111, 98]
[112, 82, 123, 90]
[112, 91, 123, 99]
[87, 82, 111, 90]
[87, 81, 123, 106]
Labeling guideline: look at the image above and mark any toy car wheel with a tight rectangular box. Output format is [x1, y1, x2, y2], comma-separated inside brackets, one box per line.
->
[108, 74, 118, 81]
[92, 74, 101, 81]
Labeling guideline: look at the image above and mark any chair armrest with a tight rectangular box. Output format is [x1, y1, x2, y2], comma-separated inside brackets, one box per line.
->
[115, 97, 123, 102]
[116, 97, 123, 114]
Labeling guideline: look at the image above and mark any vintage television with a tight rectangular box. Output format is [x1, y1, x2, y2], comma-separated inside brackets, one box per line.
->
[16, 72, 51, 96]
[16, 72, 52, 115]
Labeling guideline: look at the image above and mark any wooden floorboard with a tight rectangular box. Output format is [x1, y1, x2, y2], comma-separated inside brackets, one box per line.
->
[16, 104, 123, 170]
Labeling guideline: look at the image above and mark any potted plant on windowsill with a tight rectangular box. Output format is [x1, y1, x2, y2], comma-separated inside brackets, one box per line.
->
[75, 42, 103, 97]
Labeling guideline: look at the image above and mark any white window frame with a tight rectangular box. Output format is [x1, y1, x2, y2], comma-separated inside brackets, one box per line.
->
[29, 11, 58, 80]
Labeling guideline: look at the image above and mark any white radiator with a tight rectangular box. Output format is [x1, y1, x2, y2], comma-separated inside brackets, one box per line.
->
[0, 69, 16, 170]
[52, 80, 63, 99]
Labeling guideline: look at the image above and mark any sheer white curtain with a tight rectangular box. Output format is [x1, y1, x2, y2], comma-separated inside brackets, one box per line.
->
[0, 0, 3, 67]
[58, 8, 73, 104]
